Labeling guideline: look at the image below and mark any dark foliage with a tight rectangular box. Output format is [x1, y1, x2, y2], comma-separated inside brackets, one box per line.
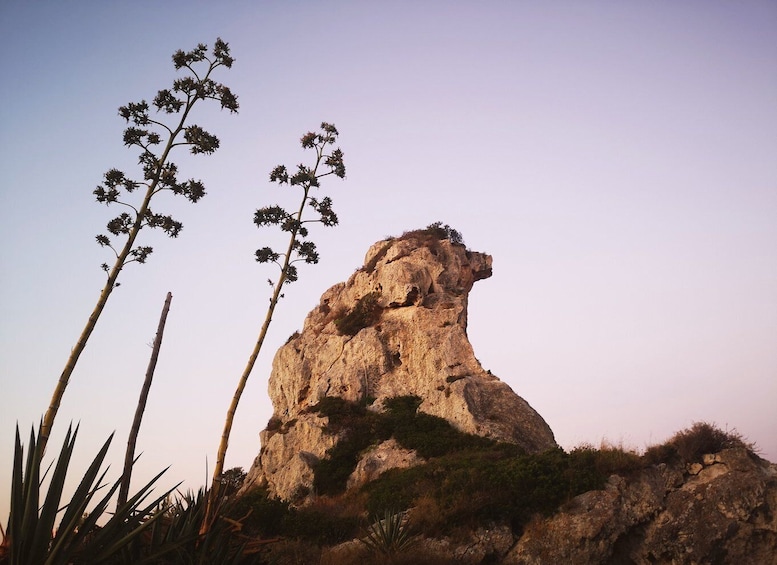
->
[309, 395, 504, 497]
[398, 222, 465, 247]
[643, 421, 753, 465]
[334, 292, 383, 336]
[219, 467, 247, 498]
[309, 397, 391, 495]
[253, 122, 345, 286]
[384, 395, 496, 458]
[227, 487, 291, 539]
[226, 487, 358, 546]
[363, 446, 608, 535]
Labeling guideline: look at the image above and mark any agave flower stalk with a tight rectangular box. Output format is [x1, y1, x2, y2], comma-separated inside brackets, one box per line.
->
[40, 39, 238, 452]
[203, 123, 345, 530]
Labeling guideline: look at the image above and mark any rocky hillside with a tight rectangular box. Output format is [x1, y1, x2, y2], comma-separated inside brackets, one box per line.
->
[502, 447, 777, 564]
[242, 227, 556, 502]
[316, 446, 776, 564]
[238, 227, 777, 563]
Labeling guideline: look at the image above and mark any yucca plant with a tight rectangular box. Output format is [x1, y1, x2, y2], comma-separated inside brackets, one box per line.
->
[1, 423, 175, 564]
[360, 508, 416, 559]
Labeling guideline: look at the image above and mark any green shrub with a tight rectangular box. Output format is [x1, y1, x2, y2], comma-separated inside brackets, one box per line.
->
[284, 506, 359, 546]
[421, 221, 464, 245]
[334, 292, 382, 335]
[314, 433, 373, 495]
[363, 465, 428, 516]
[392, 410, 494, 459]
[228, 487, 359, 546]
[644, 421, 753, 465]
[311, 396, 368, 431]
[307, 395, 670, 539]
[642, 442, 679, 466]
[311, 396, 391, 495]
[570, 443, 643, 477]
[383, 395, 423, 415]
[383, 395, 496, 458]
[311, 395, 506, 496]
[363, 447, 609, 535]
[227, 487, 290, 538]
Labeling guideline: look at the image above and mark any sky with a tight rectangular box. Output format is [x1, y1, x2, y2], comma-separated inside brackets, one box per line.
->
[1, 1, 776, 520]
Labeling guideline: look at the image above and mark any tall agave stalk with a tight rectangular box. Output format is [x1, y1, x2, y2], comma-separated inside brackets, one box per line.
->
[202, 123, 345, 530]
[40, 39, 238, 453]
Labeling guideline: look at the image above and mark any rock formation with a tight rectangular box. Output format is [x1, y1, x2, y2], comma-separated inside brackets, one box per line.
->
[504, 447, 777, 564]
[242, 230, 556, 501]
[240, 228, 777, 563]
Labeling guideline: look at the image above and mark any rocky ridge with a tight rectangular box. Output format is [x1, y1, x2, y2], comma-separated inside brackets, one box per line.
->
[501, 447, 777, 564]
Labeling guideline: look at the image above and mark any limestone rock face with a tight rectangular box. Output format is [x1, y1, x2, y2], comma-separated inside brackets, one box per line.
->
[503, 448, 777, 565]
[243, 233, 556, 501]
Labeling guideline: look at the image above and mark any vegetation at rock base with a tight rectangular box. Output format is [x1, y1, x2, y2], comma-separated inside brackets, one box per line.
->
[233, 398, 759, 556]
[299, 395, 623, 534]
[360, 508, 417, 558]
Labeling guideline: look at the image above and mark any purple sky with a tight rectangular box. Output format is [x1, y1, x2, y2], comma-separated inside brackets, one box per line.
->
[1, 1, 775, 519]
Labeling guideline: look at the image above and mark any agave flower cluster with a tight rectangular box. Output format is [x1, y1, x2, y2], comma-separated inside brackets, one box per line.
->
[254, 122, 345, 284]
[93, 38, 238, 273]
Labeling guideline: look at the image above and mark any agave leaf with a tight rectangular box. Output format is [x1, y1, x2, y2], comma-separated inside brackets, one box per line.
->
[360, 508, 415, 556]
[46, 432, 114, 563]
[69, 468, 175, 564]
[19, 425, 42, 560]
[7, 426, 26, 563]
[31, 425, 79, 562]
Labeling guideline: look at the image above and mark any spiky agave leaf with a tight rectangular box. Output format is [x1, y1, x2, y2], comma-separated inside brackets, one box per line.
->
[360, 508, 416, 557]
[5, 424, 78, 565]
[3, 423, 176, 565]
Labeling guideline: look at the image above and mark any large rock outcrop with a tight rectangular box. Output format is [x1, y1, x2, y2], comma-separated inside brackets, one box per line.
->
[243, 231, 556, 501]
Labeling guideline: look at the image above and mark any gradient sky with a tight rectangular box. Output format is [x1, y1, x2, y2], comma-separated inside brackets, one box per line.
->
[1, 1, 776, 519]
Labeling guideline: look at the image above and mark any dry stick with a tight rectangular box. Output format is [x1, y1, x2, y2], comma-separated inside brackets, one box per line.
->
[117, 291, 173, 509]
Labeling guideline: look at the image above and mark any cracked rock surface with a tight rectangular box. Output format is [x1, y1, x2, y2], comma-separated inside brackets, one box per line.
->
[503, 448, 777, 564]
